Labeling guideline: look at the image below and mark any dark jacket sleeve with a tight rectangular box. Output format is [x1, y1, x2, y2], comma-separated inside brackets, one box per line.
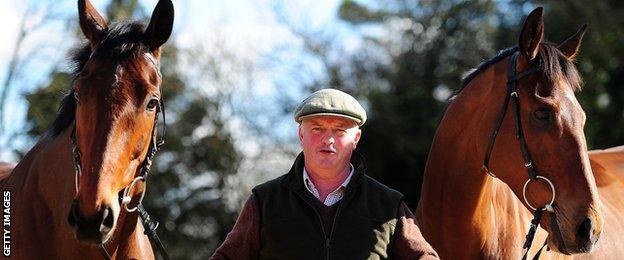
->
[210, 194, 261, 260]
[392, 202, 440, 259]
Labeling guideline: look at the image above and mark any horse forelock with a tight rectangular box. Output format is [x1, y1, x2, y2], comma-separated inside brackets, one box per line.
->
[51, 21, 153, 137]
[536, 42, 583, 93]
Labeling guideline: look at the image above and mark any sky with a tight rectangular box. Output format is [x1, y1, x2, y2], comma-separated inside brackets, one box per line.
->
[0, 0, 347, 161]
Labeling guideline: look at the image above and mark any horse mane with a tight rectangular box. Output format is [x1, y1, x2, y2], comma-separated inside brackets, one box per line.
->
[51, 21, 150, 137]
[450, 42, 583, 101]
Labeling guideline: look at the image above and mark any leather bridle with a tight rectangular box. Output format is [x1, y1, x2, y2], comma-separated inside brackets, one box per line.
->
[480, 51, 564, 259]
[70, 53, 169, 260]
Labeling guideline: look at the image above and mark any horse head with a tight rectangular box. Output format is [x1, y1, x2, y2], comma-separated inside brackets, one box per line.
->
[477, 7, 602, 254]
[66, 0, 173, 245]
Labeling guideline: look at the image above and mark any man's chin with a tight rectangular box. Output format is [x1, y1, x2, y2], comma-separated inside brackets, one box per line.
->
[312, 159, 342, 170]
[316, 160, 338, 168]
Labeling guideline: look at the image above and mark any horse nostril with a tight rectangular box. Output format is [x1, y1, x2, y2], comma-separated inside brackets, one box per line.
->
[100, 206, 114, 233]
[67, 200, 116, 243]
[577, 217, 593, 244]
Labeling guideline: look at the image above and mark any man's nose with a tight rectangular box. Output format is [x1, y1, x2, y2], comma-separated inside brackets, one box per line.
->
[322, 132, 335, 144]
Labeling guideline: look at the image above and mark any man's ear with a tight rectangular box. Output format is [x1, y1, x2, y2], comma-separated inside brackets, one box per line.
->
[354, 129, 361, 148]
[298, 124, 304, 144]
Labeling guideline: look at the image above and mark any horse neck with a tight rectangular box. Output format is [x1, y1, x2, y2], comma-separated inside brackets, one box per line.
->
[11, 126, 149, 257]
[12, 127, 76, 217]
[417, 69, 534, 257]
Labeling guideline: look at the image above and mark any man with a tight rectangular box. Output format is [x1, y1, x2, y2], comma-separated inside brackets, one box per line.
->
[212, 89, 438, 259]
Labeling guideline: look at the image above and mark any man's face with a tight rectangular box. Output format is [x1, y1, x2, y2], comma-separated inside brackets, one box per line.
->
[298, 116, 361, 175]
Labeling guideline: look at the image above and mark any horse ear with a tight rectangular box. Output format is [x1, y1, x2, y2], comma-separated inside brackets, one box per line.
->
[519, 7, 544, 61]
[78, 0, 108, 47]
[144, 0, 175, 51]
[558, 24, 587, 60]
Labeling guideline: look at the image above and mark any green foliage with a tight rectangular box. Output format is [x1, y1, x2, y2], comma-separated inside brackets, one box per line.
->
[24, 72, 71, 137]
[106, 0, 142, 21]
[335, 0, 505, 208]
[338, 1, 387, 24]
[142, 45, 242, 259]
[326, 0, 624, 208]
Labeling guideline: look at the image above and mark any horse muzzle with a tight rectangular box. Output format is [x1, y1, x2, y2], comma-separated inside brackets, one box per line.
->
[548, 213, 601, 254]
[67, 199, 117, 244]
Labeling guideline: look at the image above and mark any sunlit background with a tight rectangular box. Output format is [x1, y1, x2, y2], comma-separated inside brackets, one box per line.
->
[1, 0, 622, 258]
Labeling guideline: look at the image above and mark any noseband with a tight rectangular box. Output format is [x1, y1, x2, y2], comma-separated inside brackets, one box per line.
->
[70, 53, 169, 260]
[480, 51, 563, 259]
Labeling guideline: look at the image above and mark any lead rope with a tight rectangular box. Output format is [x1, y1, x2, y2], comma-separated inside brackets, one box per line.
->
[521, 208, 544, 260]
[521, 205, 554, 260]
[138, 204, 170, 260]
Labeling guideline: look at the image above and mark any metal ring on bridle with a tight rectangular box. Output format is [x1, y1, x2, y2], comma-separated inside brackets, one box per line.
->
[122, 176, 146, 212]
[522, 175, 556, 211]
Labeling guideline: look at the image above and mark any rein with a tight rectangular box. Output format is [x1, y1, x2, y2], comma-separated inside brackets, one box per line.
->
[481, 51, 563, 259]
[71, 53, 170, 260]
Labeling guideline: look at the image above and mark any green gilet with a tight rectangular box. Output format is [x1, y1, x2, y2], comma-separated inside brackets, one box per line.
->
[252, 152, 404, 260]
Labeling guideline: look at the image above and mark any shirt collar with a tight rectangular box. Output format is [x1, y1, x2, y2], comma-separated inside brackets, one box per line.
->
[303, 164, 354, 195]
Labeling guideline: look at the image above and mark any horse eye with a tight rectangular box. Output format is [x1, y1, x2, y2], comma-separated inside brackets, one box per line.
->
[534, 108, 551, 121]
[146, 98, 159, 111]
[73, 91, 80, 103]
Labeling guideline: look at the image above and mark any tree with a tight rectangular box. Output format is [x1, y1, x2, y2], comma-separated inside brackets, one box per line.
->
[0, 0, 71, 156]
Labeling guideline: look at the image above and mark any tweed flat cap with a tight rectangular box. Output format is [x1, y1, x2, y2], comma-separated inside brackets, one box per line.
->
[294, 89, 367, 126]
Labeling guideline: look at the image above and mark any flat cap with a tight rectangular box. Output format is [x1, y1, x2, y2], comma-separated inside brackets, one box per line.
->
[294, 89, 367, 126]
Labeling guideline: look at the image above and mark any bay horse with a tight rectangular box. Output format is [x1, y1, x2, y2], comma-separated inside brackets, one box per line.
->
[417, 7, 624, 259]
[0, 0, 173, 258]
